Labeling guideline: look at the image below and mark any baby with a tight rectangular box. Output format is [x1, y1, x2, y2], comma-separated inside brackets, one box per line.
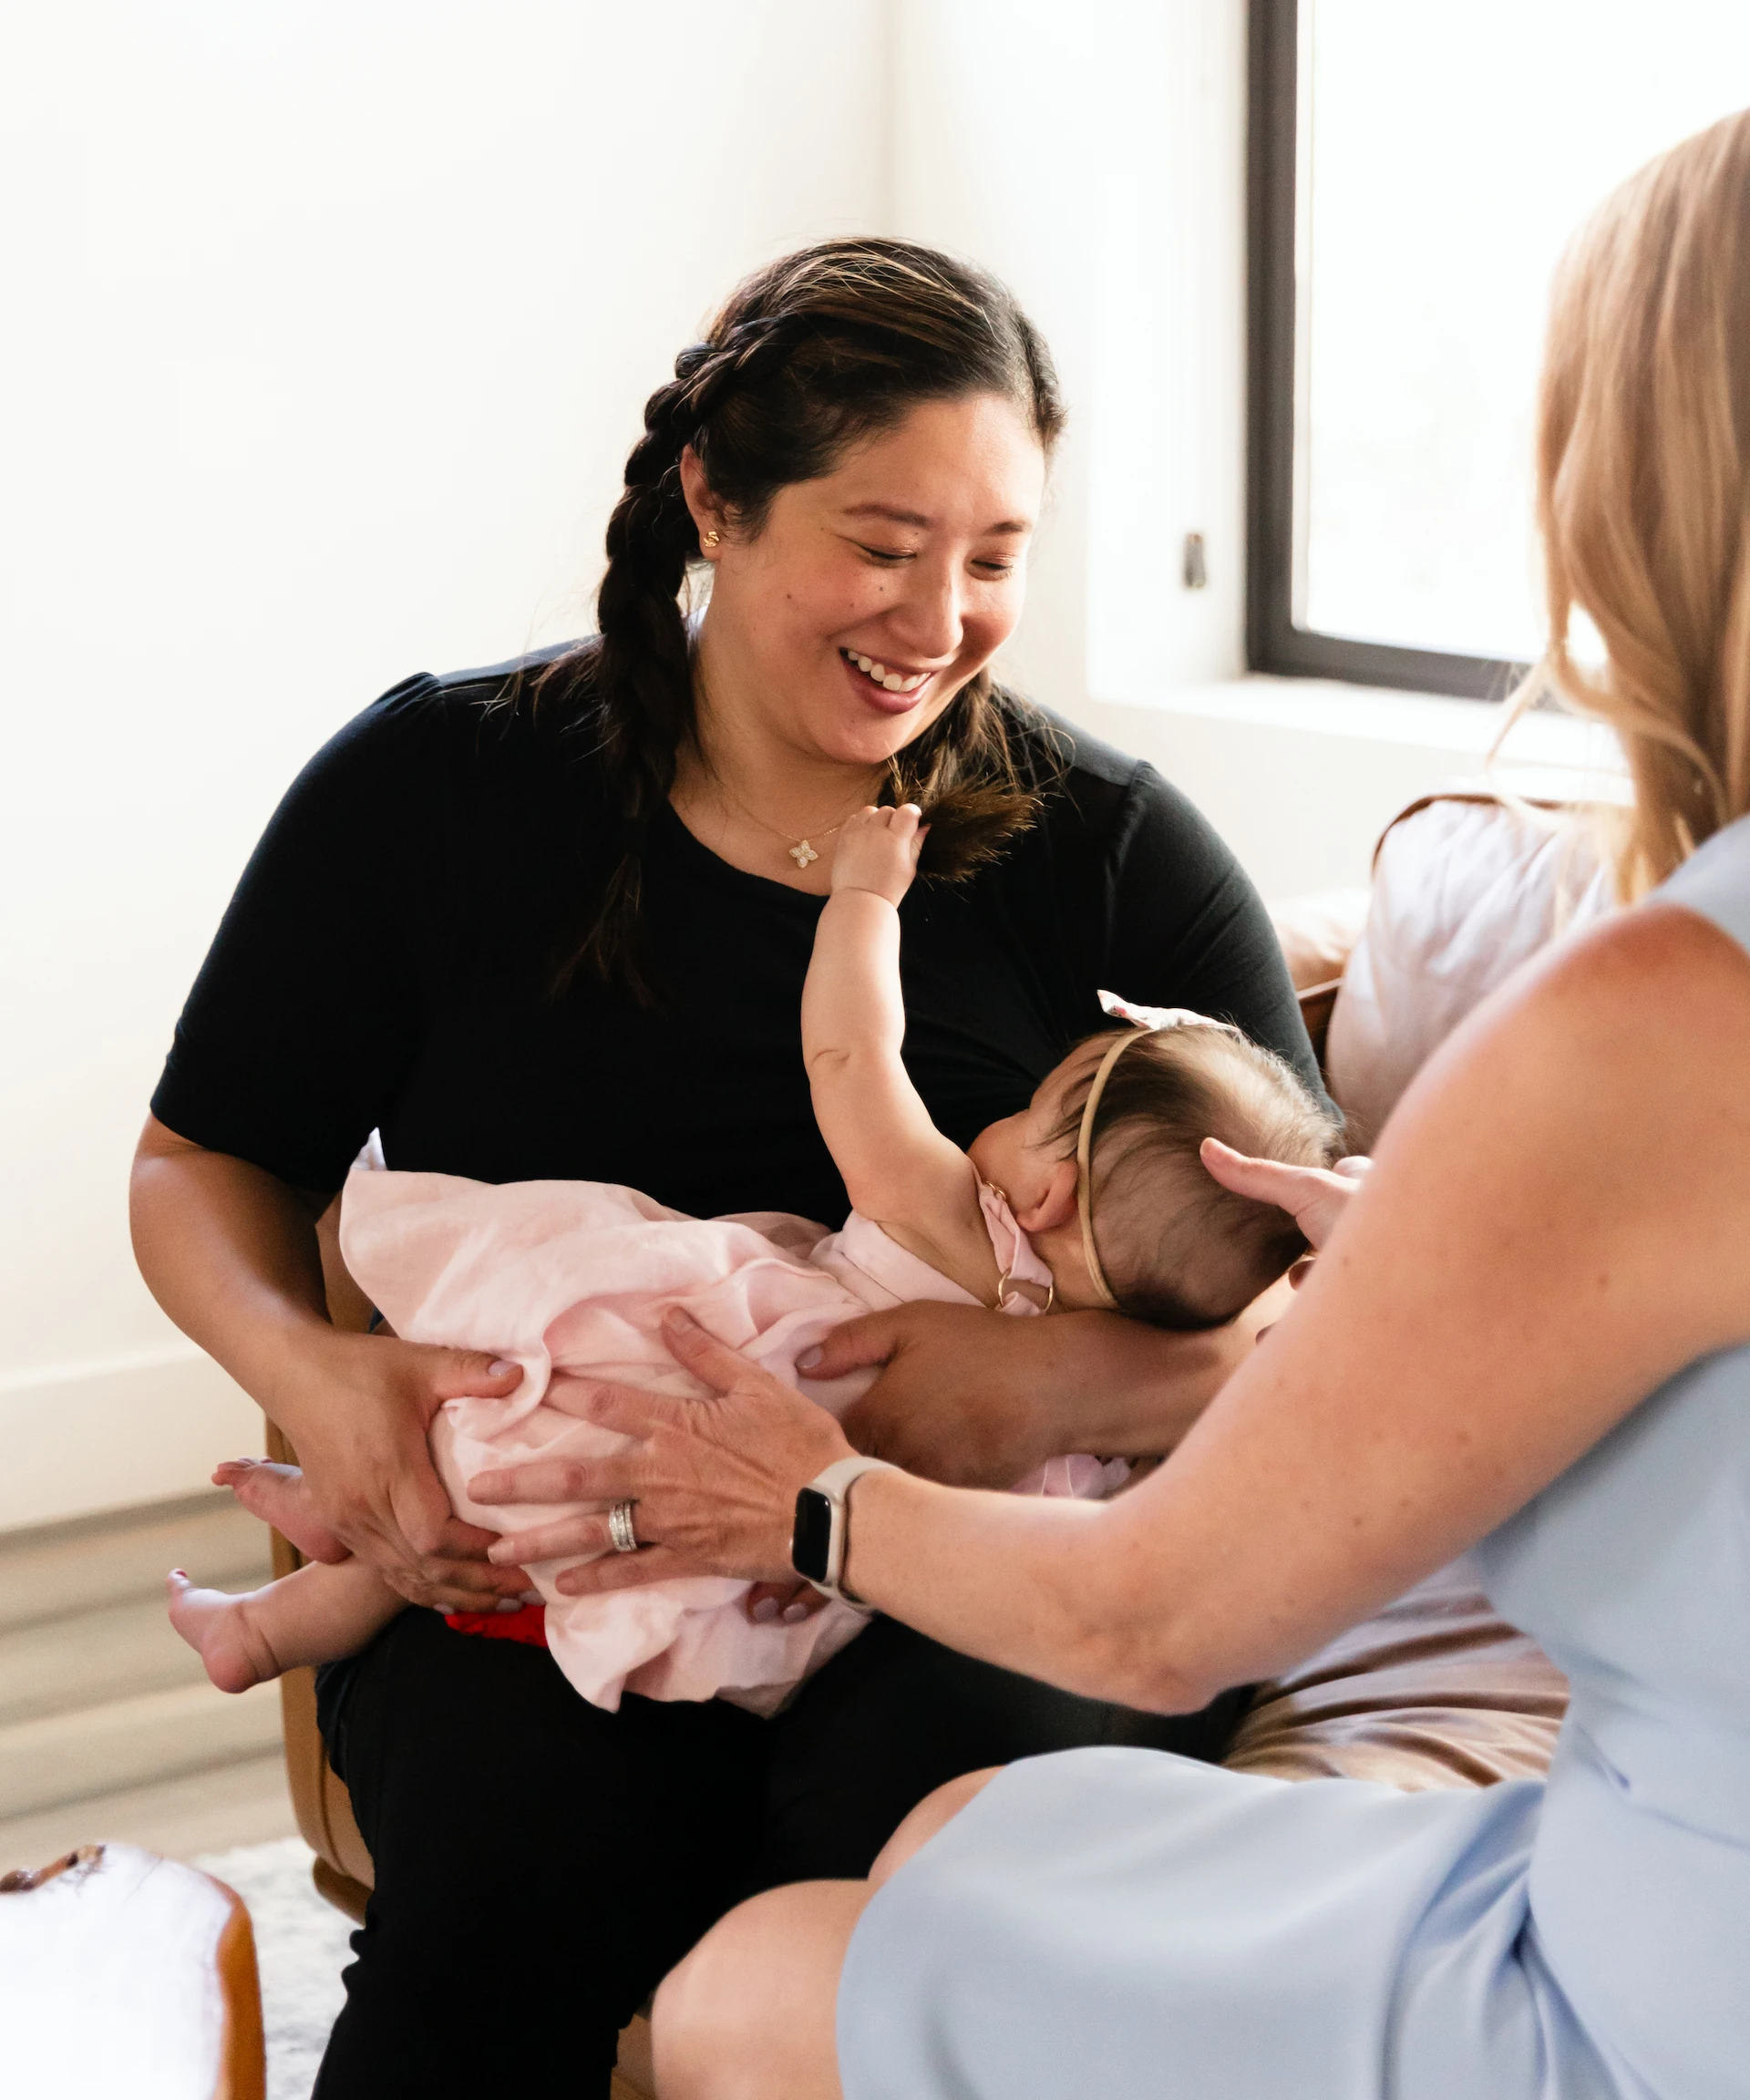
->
[169, 805, 1338, 1714]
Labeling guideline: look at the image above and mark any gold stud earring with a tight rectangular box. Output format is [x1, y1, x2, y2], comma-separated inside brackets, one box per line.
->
[701, 529, 721, 549]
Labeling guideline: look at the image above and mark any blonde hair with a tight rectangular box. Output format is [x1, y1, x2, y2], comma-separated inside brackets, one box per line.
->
[1515, 108, 1750, 897]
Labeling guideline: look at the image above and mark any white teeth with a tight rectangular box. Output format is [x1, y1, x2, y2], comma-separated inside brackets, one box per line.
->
[844, 649, 927, 695]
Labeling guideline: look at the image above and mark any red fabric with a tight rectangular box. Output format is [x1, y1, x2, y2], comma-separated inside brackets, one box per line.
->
[443, 1601, 549, 1647]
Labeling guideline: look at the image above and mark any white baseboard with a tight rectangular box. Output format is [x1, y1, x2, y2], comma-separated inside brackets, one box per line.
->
[0, 1347, 262, 1534]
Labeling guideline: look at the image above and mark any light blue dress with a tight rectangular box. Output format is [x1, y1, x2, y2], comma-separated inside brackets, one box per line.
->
[839, 815, 1750, 2100]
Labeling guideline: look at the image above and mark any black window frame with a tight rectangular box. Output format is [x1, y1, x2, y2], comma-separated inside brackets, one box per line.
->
[1245, 0, 1529, 700]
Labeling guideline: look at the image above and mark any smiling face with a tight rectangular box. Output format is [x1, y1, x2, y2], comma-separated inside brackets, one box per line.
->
[684, 393, 1046, 772]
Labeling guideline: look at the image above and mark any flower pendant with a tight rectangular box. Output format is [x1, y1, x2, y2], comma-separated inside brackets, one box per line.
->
[789, 839, 819, 869]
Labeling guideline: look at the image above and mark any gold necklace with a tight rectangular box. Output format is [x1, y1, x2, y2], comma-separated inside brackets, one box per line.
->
[719, 776, 889, 871]
[782, 823, 841, 870]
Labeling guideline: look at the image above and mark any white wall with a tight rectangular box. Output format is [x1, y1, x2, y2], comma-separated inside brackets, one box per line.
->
[889, 0, 1249, 708]
[1079, 682, 1629, 897]
[2, 1, 1611, 1530]
[0, 1, 888, 1529]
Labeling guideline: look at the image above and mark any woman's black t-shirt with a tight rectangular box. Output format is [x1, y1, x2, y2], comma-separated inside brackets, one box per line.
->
[151, 654, 1330, 1225]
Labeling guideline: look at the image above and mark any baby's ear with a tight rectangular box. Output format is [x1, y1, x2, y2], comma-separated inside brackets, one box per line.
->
[1016, 1157, 1080, 1236]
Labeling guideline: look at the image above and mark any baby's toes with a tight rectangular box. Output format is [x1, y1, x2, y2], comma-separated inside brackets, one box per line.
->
[214, 1457, 297, 1513]
[216, 1459, 350, 1563]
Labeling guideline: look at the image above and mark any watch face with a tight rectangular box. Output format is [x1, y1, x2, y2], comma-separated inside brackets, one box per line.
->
[792, 1487, 833, 1583]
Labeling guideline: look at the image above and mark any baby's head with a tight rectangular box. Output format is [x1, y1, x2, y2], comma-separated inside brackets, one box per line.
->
[969, 1017, 1340, 1328]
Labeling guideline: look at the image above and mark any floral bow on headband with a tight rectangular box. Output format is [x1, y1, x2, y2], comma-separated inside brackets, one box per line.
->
[1097, 989, 1240, 1035]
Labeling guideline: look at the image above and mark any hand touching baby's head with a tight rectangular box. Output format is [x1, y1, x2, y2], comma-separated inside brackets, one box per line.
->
[993, 1021, 1339, 1329]
[1058, 1022, 1339, 1327]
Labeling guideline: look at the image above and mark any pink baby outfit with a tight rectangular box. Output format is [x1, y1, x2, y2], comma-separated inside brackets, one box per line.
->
[339, 1170, 1123, 1715]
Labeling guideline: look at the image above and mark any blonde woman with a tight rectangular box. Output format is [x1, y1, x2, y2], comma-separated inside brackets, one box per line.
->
[483, 116, 1750, 2098]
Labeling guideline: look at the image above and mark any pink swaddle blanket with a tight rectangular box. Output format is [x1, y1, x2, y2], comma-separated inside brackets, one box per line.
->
[339, 1169, 1124, 1715]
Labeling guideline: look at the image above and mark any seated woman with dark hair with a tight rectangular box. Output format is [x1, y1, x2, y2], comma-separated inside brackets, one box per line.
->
[130, 237, 1331, 2096]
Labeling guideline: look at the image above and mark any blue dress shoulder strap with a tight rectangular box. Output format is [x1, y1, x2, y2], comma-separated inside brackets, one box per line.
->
[1656, 810, 1750, 952]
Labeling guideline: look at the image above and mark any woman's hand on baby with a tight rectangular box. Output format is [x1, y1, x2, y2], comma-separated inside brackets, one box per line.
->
[830, 803, 928, 906]
[285, 1329, 535, 1611]
[808, 1300, 1257, 1477]
[472, 1308, 853, 1593]
[1199, 1138, 1372, 1256]
[803, 1302, 1066, 1486]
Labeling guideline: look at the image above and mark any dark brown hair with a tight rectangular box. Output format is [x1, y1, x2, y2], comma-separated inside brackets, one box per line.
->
[533, 237, 1067, 999]
[1054, 1025, 1341, 1330]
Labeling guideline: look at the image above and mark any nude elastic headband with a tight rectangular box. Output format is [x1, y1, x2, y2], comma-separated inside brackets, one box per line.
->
[1074, 1027, 1143, 1312]
[1073, 993, 1243, 1314]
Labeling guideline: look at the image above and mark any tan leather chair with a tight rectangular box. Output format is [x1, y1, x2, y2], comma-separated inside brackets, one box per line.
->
[268, 1207, 377, 1926]
[1224, 1560, 1565, 1789]
[263, 1431, 374, 1926]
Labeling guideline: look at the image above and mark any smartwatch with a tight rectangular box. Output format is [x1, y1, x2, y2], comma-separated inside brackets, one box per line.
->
[791, 1455, 899, 1604]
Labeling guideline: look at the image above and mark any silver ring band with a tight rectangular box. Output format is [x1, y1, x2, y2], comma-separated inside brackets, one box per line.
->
[607, 1500, 640, 1554]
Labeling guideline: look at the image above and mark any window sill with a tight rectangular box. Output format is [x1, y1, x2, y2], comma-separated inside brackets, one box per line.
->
[1087, 673, 1630, 802]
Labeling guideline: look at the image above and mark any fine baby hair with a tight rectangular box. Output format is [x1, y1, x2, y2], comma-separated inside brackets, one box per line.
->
[1055, 1012, 1341, 1331]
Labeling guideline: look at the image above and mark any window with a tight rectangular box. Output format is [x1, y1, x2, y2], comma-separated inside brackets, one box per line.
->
[1249, 0, 1750, 697]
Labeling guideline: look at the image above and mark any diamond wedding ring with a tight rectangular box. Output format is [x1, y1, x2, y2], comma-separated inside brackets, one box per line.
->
[607, 1500, 640, 1554]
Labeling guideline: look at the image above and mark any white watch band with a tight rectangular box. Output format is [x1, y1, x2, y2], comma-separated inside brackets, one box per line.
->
[808, 1455, 899, 1603]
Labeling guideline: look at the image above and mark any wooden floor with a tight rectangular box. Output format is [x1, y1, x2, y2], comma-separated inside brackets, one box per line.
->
[0, 1491, 300, 1871]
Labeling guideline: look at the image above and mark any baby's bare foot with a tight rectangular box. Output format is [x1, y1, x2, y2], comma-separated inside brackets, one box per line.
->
[166, 1571, 285, 1693]
[213, 1457, 348, 1563]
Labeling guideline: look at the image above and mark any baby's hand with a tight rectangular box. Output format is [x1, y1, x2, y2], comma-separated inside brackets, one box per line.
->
[831, 803, 928, 906]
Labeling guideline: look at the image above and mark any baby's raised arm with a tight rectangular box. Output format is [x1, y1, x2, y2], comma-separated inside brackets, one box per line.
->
[802, 807, 1000, 1300]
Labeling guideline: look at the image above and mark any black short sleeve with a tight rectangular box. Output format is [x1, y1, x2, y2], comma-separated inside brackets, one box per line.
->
[150, 676, 448, 1193]
[1097, 759, 1335, 1117]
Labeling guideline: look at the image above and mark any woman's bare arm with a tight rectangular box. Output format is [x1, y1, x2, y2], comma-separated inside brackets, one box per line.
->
[802, 1292, 1282, 1484]
[483, 906, 1750, 1705]
[130, 1115, 528, 1608]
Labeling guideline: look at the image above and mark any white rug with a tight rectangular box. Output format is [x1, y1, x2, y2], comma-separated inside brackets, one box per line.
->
[195, 1838, 353, 2100]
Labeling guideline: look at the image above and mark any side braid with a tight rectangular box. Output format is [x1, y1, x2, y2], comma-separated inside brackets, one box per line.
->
[553, 319, 829, 998]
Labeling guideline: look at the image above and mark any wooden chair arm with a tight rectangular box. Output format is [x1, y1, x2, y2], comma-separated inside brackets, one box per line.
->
[1, 1844, 266, 2100]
